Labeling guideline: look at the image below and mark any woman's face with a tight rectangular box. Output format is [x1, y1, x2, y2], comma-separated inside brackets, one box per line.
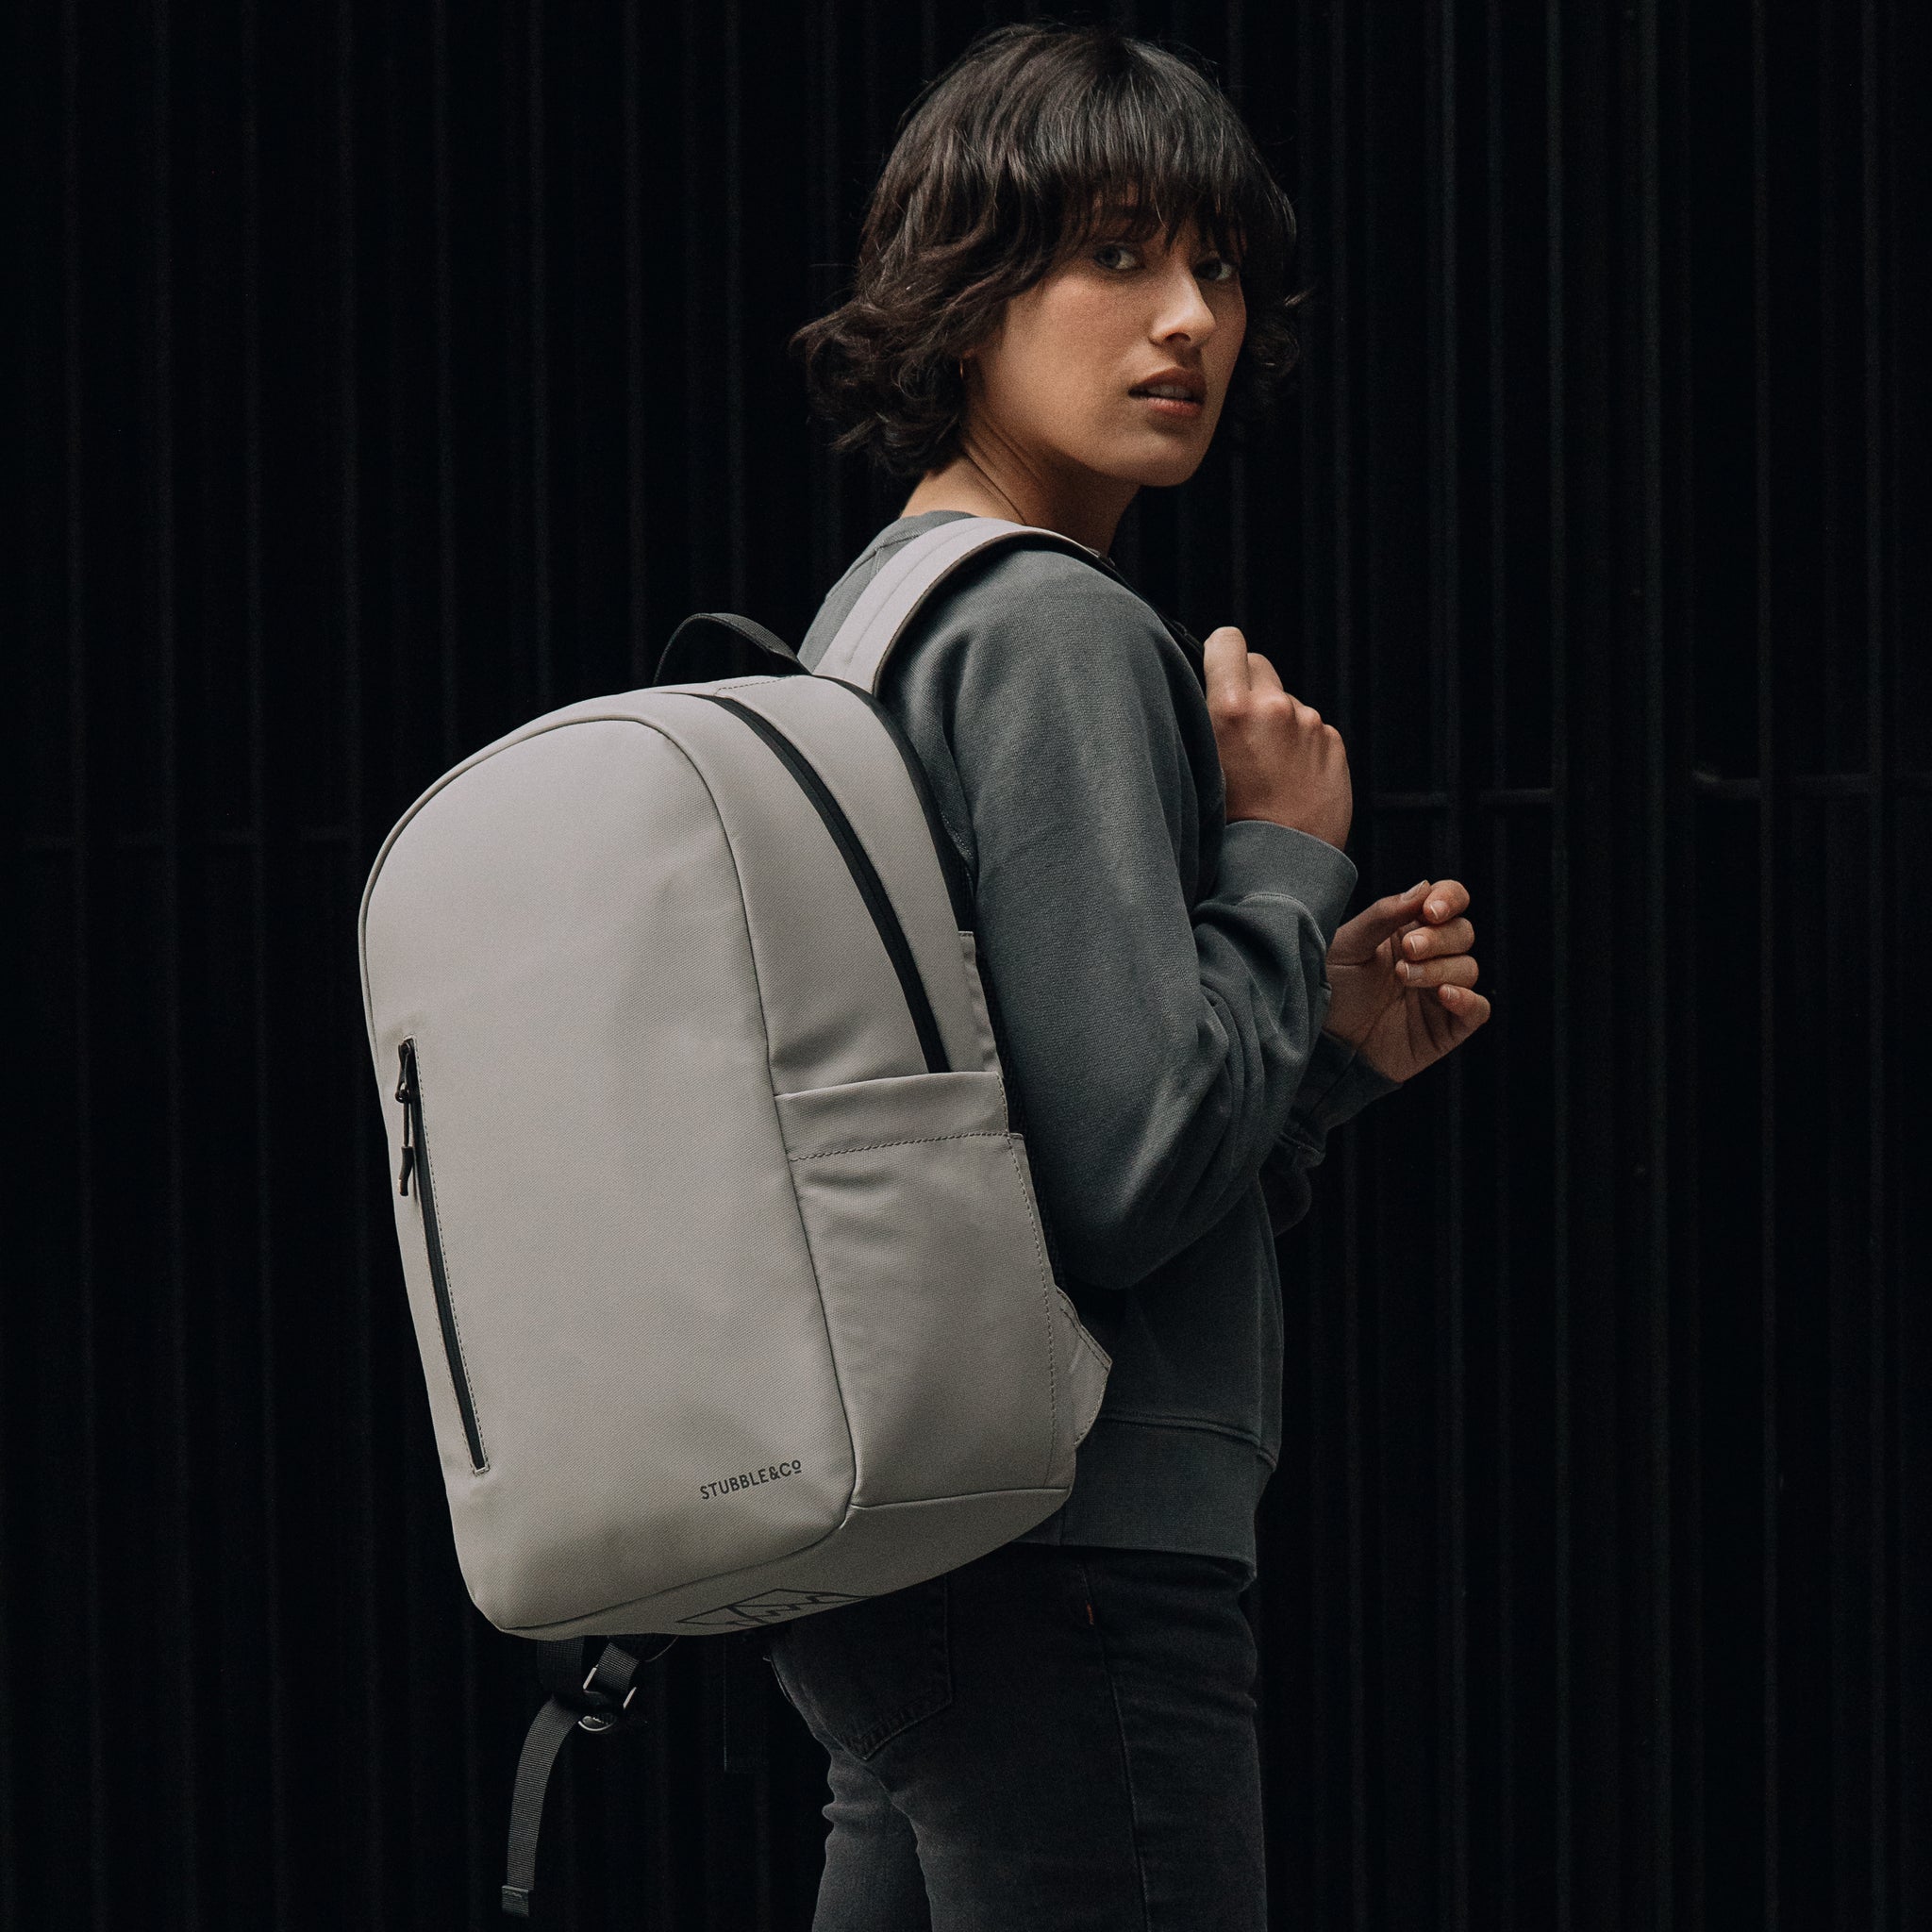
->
[963, 209, 1247, 494]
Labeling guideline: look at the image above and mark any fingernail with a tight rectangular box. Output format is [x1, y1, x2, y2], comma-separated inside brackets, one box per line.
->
[1410, 879, 1429, 894]
[1425, 899, 1446, 920]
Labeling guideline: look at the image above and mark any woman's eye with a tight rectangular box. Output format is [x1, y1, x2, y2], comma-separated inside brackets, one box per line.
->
[1091, 242, 1240, 282]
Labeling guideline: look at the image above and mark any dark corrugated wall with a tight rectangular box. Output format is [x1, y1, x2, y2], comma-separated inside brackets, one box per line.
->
[9, 1, 1927, 1926]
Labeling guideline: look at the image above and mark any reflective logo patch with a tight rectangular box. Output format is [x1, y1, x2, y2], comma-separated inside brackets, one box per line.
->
[677, 1589, 866, 1630]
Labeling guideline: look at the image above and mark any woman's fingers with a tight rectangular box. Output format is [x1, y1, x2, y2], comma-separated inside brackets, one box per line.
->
[1433, 985, 1491, 1028]
[1203, 627, 1254, 708]
[1398, 950, 1479, 990]
[1400, 915, 1474, 961]
[1328, 883, 1434, 965]
[1245, 650, 1287, 695]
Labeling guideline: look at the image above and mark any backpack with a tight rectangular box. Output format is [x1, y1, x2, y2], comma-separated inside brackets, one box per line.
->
[358, 516, 1143, 1917]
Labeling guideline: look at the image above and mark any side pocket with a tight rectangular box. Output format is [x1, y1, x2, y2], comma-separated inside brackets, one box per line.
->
[777, 1070, 1063, 1503]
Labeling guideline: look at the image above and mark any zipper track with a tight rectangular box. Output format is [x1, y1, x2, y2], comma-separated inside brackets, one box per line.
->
[396, 1039, 488, 1471]
[691, 693, 950, 1075]
[818, 675, 976, 932]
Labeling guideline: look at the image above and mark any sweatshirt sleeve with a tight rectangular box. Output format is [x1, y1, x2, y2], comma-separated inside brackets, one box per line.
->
[925, 555, 1360, 1291]
[1259, 1027, 1402, 1235]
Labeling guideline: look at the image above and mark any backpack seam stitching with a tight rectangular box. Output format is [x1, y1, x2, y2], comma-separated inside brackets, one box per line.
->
[789, 1129, 1006, 1161]
[1004, 1138, 1061, 1491]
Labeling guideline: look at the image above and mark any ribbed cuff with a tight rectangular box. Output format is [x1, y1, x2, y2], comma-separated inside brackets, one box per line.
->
[1298, 1026, 1400, 1133]
[1216, 818, 1358, 941]
[1010, 1415, 1273, 1579]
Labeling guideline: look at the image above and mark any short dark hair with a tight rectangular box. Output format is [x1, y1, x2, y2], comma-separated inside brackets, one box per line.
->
[789, 20, 1307, 480]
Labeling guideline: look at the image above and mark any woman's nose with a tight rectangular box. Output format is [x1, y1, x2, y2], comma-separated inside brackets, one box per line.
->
[1153, 265, 1216, 343]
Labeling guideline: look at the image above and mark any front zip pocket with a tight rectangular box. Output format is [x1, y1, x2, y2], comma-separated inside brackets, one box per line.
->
[395, 1038, 488, 1472]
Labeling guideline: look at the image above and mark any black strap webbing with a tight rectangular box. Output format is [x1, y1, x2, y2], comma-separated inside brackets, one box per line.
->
[500, 1695, 581, 1919]
[501, 1638, 653, 1920]
[653, 611, 803, 687]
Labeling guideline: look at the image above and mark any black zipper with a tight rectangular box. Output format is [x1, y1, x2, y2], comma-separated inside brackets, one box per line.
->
[691, 693, 950, 1075]
[395, 1038, 488, 1472]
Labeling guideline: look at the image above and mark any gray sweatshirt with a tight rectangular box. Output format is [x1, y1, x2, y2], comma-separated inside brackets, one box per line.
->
[800, 511, 1398, 1576]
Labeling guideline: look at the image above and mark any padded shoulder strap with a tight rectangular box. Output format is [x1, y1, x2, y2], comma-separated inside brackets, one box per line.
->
[810, 516, 1123, 693]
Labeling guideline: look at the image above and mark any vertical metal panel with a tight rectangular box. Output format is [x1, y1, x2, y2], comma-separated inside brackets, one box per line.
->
[239, 0, 291, 1912]
[332, 2, 380, 1925]
[1748, 8, 1781, 1924]
[8, 2, 1927, 1925]
[620, 0, 649, 684]
[1542, 2, 1575, 1924]
[527, 0, 553, 715]
[1478, 6, 1516, 1923]
[1660, 0, 1705, 1918]
[1859, 2, 1896, 1924]
[150, 5, 200, 1924]
[1424, 2, 1470, 1922]
[61, 0, 108, 1920]
[1632, 0, 1675, 1921]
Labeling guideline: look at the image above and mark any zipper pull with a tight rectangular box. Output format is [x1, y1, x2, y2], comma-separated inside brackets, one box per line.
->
[395, 1041, 418, 1196]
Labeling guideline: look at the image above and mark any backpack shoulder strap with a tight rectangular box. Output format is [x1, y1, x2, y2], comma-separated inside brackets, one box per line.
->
[809, 516, 1126, 693]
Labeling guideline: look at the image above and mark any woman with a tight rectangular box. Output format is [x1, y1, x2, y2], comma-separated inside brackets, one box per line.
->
[772, 23, 1490, 1929]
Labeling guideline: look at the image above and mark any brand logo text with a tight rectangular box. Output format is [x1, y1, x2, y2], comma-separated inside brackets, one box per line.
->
[700, 1459, 803, 1502]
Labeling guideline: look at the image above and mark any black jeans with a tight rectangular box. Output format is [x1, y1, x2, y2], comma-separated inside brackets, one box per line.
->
[766, 1540, 1266, 1931]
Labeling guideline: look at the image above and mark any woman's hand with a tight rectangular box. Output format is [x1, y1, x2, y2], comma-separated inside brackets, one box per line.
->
[1321, 878, 1491, 1083]
[1204, 627, 1354, 850]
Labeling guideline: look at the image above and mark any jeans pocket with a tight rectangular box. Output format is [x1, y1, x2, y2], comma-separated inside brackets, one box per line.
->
[769, 1572, 952, 1761]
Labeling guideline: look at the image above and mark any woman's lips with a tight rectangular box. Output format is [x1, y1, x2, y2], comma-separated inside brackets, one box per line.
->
[1133, 391, 1205, 420]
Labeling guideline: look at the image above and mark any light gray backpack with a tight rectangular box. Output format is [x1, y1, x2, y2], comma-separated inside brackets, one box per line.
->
[358, 517, 1124, 1915]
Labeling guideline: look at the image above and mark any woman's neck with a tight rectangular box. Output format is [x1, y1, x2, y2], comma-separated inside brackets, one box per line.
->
[900, 452, 1134, 557]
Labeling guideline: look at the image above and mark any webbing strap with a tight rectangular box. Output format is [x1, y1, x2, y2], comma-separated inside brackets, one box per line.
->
[500, 1696, 580, 1919]
[810, 516, 1123, 693]
[501, 1639, 649, 1920]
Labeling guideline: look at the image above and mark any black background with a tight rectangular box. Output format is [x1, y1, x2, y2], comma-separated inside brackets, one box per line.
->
[8, 1, 1929, 1926]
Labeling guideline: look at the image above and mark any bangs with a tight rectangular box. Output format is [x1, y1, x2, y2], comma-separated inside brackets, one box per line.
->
[980, 32, 1295, 288]
[1043, 81, 1287, 275]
